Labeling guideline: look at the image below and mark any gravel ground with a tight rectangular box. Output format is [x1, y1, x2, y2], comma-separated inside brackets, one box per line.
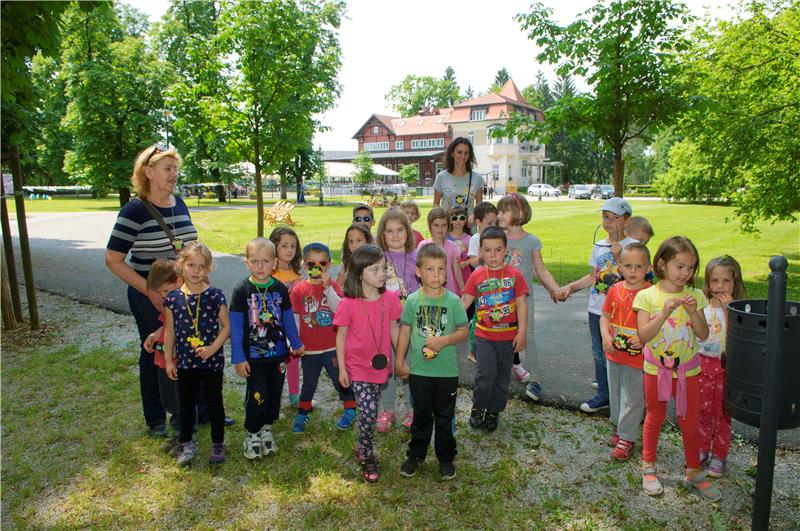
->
[5, 290, 800, 528]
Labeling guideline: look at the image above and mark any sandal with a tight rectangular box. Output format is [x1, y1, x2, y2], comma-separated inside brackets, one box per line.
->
[686, 470, 721, 502]
[361, 456, 380, 484]
[642, 464, 663, 496]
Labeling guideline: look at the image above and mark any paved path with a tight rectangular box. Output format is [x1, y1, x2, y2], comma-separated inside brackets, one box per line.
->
[7, 211, 798, 448]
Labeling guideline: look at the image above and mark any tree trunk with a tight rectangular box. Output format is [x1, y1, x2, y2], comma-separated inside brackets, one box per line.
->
[613, 144, 624, 197]
[118, 187, 131, 206]
[280, 173, 287, 200]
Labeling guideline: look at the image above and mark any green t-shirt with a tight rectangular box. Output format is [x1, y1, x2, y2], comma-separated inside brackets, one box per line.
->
[400, 289, 468, 377]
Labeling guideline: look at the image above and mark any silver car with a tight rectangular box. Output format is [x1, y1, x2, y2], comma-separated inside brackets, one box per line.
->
[527, 183, 561, 197]
[568, 184, 592, 199]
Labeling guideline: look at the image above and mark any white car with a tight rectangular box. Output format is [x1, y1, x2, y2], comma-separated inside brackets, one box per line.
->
[527, 183, 561, 197]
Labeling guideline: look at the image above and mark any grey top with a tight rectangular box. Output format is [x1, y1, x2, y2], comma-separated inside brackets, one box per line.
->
[433, 169, 484, 214]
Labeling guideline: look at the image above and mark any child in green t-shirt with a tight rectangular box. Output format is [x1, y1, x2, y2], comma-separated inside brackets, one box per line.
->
[395, 243, 469, 481]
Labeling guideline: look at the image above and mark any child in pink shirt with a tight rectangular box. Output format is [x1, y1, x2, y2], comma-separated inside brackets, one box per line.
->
[334, 244, 402, 484]
[417, 207, 464, 295]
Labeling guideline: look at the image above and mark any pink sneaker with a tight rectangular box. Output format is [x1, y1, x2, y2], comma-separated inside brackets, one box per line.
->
[402, 410, 413, 429]
[376, 411, 394, 433]
[511, 363, 532, 383]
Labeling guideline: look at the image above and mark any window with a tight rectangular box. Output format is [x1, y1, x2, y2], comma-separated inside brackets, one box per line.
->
[395, 140, 404, 151]
[372, 125, 380, 134]
[468, 132, 474, 145]
[364, 141, 389, 152]
[411, 138, 445, 149]
[470, 108, 487, 121]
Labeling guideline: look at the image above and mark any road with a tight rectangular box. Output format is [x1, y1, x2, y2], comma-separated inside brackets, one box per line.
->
[7, 210, 798, 447]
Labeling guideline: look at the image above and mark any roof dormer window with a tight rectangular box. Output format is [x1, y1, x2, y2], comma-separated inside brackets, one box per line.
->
[470, 108, 487, 121]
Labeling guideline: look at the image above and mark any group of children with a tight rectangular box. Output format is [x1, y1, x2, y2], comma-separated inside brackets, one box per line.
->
[144, 194, 743, 500]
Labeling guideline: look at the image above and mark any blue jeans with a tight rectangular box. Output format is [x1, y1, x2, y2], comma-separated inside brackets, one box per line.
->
[588, 312, 609, 402]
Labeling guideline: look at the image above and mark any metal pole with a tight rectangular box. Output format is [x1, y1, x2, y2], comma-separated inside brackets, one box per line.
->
[752, 255, 788, 530]
[9, 146, 39, 329]
[0, 169, 23, 319]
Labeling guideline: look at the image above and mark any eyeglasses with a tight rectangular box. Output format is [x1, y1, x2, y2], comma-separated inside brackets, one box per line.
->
[145, 143, 169, 165]
[450, 214, 467, 222]
[353, 215, 373, 223]
[306, 261, 328, 268]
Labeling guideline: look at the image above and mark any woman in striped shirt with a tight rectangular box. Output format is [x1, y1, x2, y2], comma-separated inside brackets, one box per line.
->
[106, 145, 198, 436]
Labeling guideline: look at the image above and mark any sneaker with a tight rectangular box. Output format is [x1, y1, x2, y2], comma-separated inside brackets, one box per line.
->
[611, 439, 635, 461]
[292, 413, 309, 434]
[580, 395, 610, 413]
[686, 470, 722, 502]
[243, 431, 262, 460]
[209, 442, 226, 464]
[439, 461, 456, 481]
[591, 379, 599, 390]
[376, 411, 394, 433]
[512, 363, 532, 383]
[525, 381, 542, 402]
[148, 424, 168, 438]
[260, 426, 277, 456]
[642, 464, 663, 496]
[361, 456, 380, 484]
[402, 410, 413, 429]
[469, 407, 485, 430]
[467, 351, 477, 363]
[609, 430, 620, 447]
[707, 456, 727, 478]
[224, 416, 236, 427]
[336, 408, 357, 430]
[176, 441, 197, 466]
[399, 456, 421, 478]
[289, 394, 299, 407]
[483, 412, 499, 433]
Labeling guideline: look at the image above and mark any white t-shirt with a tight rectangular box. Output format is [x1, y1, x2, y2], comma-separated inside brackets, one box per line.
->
[587, 236, 638, 315]
[433, 170, 484, 214]
[468, 232, 481, 257]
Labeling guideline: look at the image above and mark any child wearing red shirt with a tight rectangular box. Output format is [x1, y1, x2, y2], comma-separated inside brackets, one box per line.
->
[600, 242, 652, 461]
[290, 243, 356, 433]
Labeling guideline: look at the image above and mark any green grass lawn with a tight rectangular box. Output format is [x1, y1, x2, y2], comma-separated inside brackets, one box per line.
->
[9, 195, 798, 298]
[191, 199, 799, 300]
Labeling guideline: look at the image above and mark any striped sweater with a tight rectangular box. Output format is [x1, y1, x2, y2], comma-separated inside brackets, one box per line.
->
[106, 197, 198, 276]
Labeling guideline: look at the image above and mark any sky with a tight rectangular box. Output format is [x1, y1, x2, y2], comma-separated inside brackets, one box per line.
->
[129, 0, 737, 152]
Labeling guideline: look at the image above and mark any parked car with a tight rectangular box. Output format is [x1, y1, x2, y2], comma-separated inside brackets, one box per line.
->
[568, 184, 592, 199]
[592, 184, 614, 199]
[527, 183, 561, 197]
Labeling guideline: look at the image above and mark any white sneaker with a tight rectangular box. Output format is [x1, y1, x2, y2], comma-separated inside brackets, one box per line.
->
[260, 426, 277, 456]
[243, 431, 262, 460]
[511, 363, 532, 383]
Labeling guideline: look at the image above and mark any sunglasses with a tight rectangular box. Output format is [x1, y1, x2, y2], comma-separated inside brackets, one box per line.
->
[144, 143, 169, 165]
[306, 261, 328, 268]
[450, 214, 467, 222]
[353, 215, 373, 223]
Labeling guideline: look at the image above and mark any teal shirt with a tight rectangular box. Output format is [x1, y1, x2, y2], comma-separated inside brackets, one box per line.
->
[400, 289, 468, 377]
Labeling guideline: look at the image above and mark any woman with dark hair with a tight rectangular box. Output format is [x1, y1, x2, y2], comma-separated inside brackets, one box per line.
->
[433, 137, 485, 219]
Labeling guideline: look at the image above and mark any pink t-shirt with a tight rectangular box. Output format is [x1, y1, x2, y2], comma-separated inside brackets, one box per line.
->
[448, 232, 472, 285]
[333, 291, 402, 384]
[417, 238, 462, 295]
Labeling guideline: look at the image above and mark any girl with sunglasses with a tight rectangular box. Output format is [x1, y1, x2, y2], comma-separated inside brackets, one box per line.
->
[447, 206, 473, 290]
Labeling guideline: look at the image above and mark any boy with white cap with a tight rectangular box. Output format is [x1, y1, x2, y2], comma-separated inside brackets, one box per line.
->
[559, 197, 638, 413]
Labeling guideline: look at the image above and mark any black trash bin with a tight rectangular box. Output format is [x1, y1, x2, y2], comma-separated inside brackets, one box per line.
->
[724, 299, 800, 429]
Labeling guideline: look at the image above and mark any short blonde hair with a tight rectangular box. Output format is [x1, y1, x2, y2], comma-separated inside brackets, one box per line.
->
[174, 241, 214, 280]
[497, 193, 531, 226]
[246, 237, 276, 258]
[131, 145, 182, 200]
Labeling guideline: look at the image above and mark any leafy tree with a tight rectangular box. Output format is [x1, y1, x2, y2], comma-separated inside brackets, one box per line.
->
[501, 0, 692, 195]
[674, 1, 799, 230]
[152, 1, 230, 188]
[522, 71, 554, 110]
[60, 4, 167, 203]
[650, 126, 681, 178]
[399, 164, 420, 187]
[655, 139, 728, 201]
[353, 152, 378, 187]
[386, 67, 463, 117]
[215, 0, 344, 236]
[622, 136, 653, 185]
[29, 54, 71, 185]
